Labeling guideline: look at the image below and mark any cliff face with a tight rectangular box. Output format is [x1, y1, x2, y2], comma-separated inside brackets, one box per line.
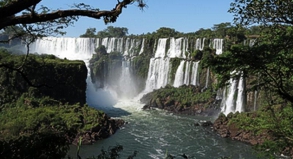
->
[0, 53, 87, 110]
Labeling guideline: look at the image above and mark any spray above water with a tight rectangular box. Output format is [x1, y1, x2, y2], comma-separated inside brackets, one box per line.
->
[30, 37, 246, 115]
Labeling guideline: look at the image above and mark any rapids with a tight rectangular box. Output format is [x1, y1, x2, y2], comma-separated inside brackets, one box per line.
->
[28, 37, 261, 158]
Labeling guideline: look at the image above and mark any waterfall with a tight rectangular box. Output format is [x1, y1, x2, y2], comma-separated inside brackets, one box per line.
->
[117, 38, 124, 53]
[30, 37, 96, 60]
[183, 61, 191, 85]
[195, 38, 205, 51]
[173, 60, 185, 87]
[29, 37, 120, 107]
[221, 73, 246, 115]
[167, 37, 182, 58]
[155, 38, 168, 58]
[30, 36, 250, 115]
[182, 38, 188, 59]
[222, 78, 237, 115]
[235, 75, 245, 112]
[190, 61, 199, 86]
[144, 58, 170, 92]
[118, 60, 137, 99]
[29, 37, 142, 107]
[213, 39, 223, 55]
[139, 38, 145, 55]
[124, 38, 131, 56]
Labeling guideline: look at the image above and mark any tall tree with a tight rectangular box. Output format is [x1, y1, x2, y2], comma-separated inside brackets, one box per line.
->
[96, 26, 129, 38]
[80, 28, 97, 38]
[229, 0, 293, 26]
[209, 0, 293, 103]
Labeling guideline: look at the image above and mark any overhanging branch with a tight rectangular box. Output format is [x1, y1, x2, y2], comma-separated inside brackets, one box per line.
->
[0, 0, 135, 30]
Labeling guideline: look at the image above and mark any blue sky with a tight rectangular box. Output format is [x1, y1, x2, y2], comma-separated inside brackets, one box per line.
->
[40, 0, 234, 37]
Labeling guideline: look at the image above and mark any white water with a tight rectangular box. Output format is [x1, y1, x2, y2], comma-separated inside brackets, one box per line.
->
[30, 36, 245, 118]
[183, 61, 191, 85]
[221, 74, 246, 115]
[190, 61, 199, 86]
[195, 38, 205, 51]
[29, 37, 265, 159]
[118, 60, 138, 99]
[213, 39, 223, 55]
[167, 37, 182, 58]
[139, 38, 145, 55]
[154, 38, 168, 58]
[235, 75, 245, 112]
[221, 78, 237, 115]
[144, 58, 170, 92]
[173, 60, 185, 87]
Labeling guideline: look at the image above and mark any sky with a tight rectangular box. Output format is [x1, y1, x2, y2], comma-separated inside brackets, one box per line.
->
[40, 0, 234, 37]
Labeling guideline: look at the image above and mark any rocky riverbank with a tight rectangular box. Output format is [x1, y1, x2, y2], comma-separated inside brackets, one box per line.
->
[72, 114, 125, 145]
[213, 113, 272, 145]
[213, 112, 293, 158]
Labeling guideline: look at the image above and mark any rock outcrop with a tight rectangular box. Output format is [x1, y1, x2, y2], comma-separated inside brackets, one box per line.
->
[140, 85, 220, 116]
[213, 113, 272, 145]
[72, 114, 125, 145]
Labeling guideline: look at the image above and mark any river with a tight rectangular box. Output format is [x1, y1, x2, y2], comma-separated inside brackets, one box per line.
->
[69, 98, 264, 159]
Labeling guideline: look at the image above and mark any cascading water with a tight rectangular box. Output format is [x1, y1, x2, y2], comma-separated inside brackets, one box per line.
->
[167, 37, 182, 58]
[221, 72, 246, 115]
[183, 61, 191, 85]
[118, 60, 138, 99]
[212, 39, 246, 115]
[173, 60, 185, 87]
[30, 37, 264, 159]
[30, 37, 95, 60]
[139, 38, 145, 55]
[144, 58, 170, 92]
[213, 38, 223, 55]
[155, 38, 168, 58]
[221, 78, 237, 115]
[190, 61, 199, 86]
[235, 75, 245, 112]
[195, 38, 205, 51]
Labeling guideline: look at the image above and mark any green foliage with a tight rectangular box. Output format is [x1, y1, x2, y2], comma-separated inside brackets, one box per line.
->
[80, 28, 97, 38]
[0, 51, 87, 110]
[95, 45, 108, 56]
[89, 48, 125, 87]
[147, 85, 215, 108]
[132, 55, 150, 79]
[96, 26, 129, 38]
[229, 103, 293, 156]
[169, 58, 181, 83]
[190, 50, 203, 61]
[0, 95, 106, 159]
[229, 0, 293, 26]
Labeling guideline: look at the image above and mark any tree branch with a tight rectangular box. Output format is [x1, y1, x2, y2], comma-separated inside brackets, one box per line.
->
[0, 0, 134, 30]
[0, 0, 42, 19]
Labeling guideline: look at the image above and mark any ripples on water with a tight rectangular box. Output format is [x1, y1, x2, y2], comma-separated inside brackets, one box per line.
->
[69, 100, 266, 159]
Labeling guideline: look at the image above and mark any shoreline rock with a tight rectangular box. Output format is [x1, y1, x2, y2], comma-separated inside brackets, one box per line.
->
[72, 114, 125, 145]
[213, 113, 271, 145]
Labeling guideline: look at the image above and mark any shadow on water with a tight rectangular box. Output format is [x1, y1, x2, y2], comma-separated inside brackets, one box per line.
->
[90, 104, 132, 117]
